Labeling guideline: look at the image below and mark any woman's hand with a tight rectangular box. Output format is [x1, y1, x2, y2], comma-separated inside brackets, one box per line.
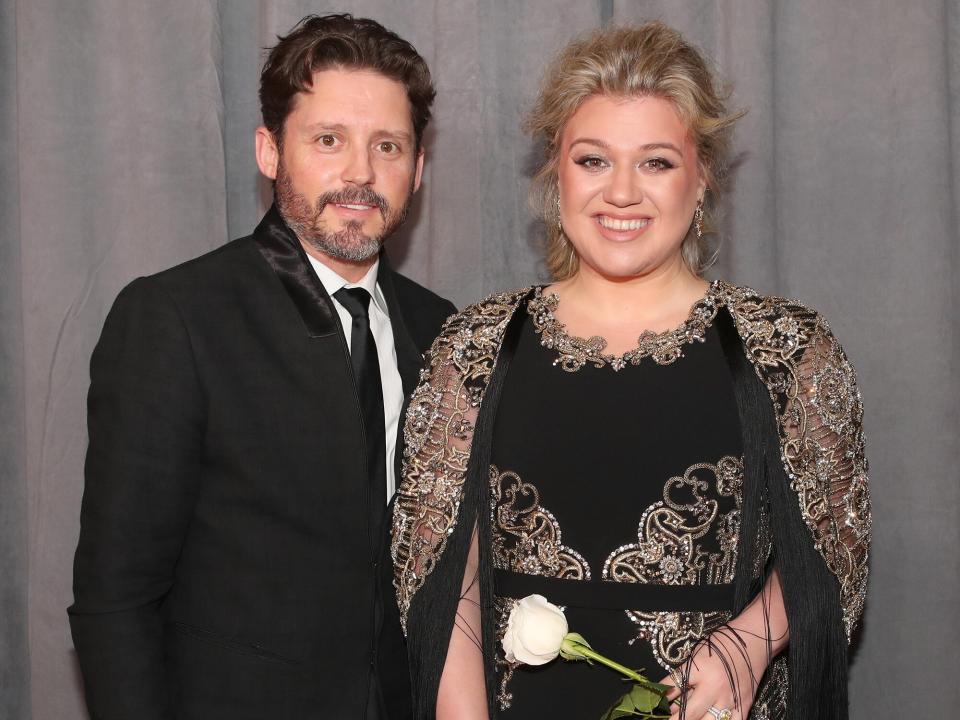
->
[660, 625, 768, 719]
[660, 569, 789, 719]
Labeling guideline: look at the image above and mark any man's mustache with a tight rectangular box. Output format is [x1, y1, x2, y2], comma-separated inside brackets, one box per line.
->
[316, 187, 388, 219]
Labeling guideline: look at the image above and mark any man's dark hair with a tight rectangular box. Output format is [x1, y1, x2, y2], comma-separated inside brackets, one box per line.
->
[259, 14, 435, 150]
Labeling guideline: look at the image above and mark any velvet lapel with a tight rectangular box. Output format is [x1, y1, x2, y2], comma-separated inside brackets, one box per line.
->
[252, 204, 339, 338]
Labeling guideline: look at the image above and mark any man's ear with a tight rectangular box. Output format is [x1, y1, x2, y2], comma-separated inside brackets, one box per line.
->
[255, 127, 279, 180]
[412, 147, 425, 193]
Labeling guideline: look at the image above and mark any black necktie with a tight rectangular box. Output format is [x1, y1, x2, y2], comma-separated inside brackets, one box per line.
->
[333, 287, 387, 535]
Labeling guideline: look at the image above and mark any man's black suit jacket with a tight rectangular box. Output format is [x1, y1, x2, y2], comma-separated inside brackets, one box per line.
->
[69, 206, 456, 720]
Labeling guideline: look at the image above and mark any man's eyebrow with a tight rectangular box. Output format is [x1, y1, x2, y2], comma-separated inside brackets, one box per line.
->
[372, 129, 413, 143]
[303, 122, 349, 133]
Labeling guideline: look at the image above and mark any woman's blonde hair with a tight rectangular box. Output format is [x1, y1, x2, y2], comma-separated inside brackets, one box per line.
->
[526, 22, 744, 279]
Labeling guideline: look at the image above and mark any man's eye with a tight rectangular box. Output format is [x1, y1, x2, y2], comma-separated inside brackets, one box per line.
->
[378, 141, 399, 153]
[318, 135, 338, 147]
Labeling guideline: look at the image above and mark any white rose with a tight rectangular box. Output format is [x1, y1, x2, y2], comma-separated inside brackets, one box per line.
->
[501, 594, 569, 665]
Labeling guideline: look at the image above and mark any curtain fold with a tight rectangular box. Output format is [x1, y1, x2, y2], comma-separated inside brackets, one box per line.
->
[1, 1, 957, 718]
[0, 0, 30, 716]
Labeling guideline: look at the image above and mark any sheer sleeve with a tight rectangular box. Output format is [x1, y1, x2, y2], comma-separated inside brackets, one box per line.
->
[392, 339, 480, 629]
[390, 289, 532, 718]
[780, 322, 871, 638]
[393, 290, 527, 632]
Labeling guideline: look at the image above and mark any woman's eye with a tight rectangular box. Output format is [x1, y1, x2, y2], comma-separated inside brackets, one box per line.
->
[574, 155, 606, 170]
[644, 157, 675, 171]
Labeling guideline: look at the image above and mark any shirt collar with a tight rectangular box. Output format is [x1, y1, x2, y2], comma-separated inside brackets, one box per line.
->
[307, 254, 388, 316]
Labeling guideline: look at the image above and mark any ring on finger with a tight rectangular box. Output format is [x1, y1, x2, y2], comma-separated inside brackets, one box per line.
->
[707, 708, 732, 720]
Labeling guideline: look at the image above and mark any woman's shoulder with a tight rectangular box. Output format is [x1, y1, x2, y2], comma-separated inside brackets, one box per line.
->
[715, 280, 859, 377]
[423, 286, 537, 362]
[437, 286, 537, 334]
[715, 279, 838, 340]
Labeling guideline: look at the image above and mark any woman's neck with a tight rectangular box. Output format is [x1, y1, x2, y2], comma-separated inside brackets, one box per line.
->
[548, 262, 709, 340]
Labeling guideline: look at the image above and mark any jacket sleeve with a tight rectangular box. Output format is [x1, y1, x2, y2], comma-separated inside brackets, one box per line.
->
[391, 332, 478, 630]
[69, 277, 205, 719]
[391, 289, 525, 629]
[782, 319, 871, 639]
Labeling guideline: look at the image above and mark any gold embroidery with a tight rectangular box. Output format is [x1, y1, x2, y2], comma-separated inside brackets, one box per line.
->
[601, 457, 743, 671]
[626, 609, 732, 670]
[488, 467, 590, 711]
[490, 465, 591, 580]
[527, 282, 722, 371]
[751, 656, 789, 719]
[494, 595, 519, 711]
[393, 282, 870, 645]
[603, 456, 743, 587]
[716, 281, 871, 639]
[392, 289, 533, 629]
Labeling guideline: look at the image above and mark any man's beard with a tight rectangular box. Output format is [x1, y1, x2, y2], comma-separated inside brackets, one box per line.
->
[274, 160, 413, 262]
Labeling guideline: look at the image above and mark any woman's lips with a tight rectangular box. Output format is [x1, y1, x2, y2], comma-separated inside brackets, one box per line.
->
[594, 214, 652, 240]
[597, 215, 651, 231]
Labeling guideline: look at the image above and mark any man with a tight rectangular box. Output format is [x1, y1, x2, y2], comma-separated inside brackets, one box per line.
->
[69, 14, 454, 720]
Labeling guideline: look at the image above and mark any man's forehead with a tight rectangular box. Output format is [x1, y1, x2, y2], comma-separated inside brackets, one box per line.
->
[301, 67, 408, 102]
[288, 68, 413, 131]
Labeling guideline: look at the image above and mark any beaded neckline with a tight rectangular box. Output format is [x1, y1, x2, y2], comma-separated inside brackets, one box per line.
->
[526, 281, 724, 372]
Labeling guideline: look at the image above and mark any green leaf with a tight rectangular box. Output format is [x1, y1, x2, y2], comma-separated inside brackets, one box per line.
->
[599, 696, 639, 720]
[600, 683, 674, 720]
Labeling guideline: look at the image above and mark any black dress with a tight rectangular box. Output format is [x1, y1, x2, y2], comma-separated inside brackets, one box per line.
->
[490, 285, 743, 717]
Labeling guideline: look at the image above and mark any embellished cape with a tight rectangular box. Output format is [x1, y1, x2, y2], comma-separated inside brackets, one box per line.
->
[392, 281, 870, 719]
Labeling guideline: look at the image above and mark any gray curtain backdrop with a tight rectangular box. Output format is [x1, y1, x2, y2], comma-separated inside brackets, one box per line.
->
[2, 0, 957, 717]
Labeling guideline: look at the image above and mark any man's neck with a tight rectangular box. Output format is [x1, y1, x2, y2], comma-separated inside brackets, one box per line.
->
[301, 243, 378, 284]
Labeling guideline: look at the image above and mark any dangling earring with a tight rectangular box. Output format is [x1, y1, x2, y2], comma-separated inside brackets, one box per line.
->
[556, 196, 563, 232]
[694, 198, 705, 239]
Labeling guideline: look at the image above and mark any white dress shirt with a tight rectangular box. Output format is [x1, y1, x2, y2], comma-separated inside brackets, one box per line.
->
[307, 255, 404, 504]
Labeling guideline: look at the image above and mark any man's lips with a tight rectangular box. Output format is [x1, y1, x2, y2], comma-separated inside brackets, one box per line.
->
[335, 203, 376, 211]
[328, 202, 381, 220]
[333, 202, 377, 211]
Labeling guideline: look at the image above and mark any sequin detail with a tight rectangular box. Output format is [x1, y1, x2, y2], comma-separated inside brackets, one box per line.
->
[393, 281, 871, 644]
[601, 456, 743, 671]
[720, 282, 871, 639]
[392, 288, 533, 629]
[527, 282, 722, 371]
[490, 465, 591, 580]
[603, 456, 743, 587]
[494, 596, 519, 711]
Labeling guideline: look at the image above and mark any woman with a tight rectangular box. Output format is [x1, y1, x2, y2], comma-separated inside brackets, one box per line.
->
[392, 22, 870, 720]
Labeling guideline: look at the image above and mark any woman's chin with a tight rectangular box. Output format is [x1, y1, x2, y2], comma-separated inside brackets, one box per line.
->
[577, 254, 683, 284]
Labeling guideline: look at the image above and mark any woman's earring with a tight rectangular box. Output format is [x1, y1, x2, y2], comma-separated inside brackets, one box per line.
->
[694, 199, 704, 239]
[556, 196, 563, 232]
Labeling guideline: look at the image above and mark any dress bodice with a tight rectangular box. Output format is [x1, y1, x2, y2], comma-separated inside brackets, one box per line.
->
[488, 285, 748, 714]
[490, 285, 744, 587]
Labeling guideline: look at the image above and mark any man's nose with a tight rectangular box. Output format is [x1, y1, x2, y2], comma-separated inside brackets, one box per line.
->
[342, 145, 375, 185]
